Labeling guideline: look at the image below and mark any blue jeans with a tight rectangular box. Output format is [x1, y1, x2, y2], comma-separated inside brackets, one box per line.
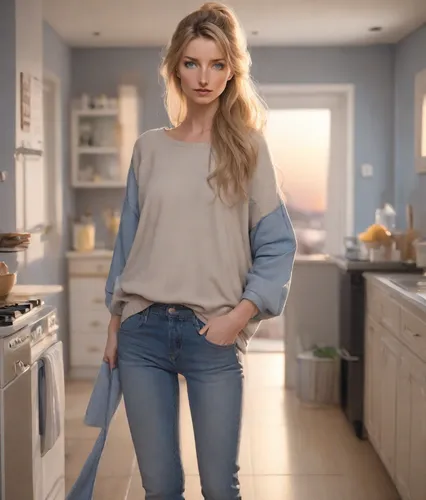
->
[117, 304, 244, 500]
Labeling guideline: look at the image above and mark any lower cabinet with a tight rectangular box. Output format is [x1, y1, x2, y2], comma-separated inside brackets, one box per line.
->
[67, 252, 112, 378]
[365, 281, 426, 500]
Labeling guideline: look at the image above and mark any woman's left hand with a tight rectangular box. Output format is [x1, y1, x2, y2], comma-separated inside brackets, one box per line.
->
[198, 311, 247, 346]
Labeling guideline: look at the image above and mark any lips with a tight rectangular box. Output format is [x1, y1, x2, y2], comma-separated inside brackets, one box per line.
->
[194, 89, 212, 94]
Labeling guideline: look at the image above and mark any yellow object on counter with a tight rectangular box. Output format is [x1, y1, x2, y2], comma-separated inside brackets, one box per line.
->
[358, 223, 392, 245]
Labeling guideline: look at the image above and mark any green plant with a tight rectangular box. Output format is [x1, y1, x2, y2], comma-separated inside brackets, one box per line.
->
[312, 346, 339, 359]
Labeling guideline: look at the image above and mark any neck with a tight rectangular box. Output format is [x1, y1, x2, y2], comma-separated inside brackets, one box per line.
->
[181, 98, 219, 135]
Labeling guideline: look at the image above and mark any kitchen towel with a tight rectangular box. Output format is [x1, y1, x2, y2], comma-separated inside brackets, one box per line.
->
[41, 341, 65, 455]
[66, 362, 122, 500]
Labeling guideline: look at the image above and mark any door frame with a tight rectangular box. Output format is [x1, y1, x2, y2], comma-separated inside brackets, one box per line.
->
[43, 71, 64, 245]
[259, 84, 355, 250]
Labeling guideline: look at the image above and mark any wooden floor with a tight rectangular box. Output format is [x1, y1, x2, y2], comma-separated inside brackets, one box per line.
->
[65, 353, 400, 499]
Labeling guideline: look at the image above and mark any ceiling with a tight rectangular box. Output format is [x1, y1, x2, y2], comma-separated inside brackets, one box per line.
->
[43, 0, 426, 48]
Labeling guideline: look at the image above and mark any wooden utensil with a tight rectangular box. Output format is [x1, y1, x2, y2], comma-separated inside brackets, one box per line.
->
[403, 204, 420, 261]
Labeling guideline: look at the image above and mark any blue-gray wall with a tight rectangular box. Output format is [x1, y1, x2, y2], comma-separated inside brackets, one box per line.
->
[395, 23, 426, 232]
[251, 46, 395, 234]
[43, 21, 72, 370]
[71, 45, 395, 235]
[0, 0, 17, 235]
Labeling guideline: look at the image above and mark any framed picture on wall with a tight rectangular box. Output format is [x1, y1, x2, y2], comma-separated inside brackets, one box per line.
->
[414, 68, 426, 174]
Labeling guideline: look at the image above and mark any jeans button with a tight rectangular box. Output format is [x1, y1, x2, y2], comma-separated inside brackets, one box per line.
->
[168, 307, 176, 313]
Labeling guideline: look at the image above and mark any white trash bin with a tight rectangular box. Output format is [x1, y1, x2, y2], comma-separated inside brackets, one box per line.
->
[296, 350, 340, 406]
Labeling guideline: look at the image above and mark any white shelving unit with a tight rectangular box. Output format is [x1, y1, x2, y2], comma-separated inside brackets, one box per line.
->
[71, 85, 139, 188]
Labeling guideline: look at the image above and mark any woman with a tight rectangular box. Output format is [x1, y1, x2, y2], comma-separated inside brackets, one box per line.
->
[103, 3, 296, 499]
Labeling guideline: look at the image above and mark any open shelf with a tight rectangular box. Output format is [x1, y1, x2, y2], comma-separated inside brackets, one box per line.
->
[72, 181, 126, 188]
[77, 146, 118, 155]
[74, 109, 118, 117]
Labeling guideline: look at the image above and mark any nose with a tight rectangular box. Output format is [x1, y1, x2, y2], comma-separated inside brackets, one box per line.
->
[198, 66, 209, 87]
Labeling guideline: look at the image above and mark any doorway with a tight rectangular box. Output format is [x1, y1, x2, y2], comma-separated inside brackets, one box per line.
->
[249, 85, 354, 353]
[261, 84, 354, 256]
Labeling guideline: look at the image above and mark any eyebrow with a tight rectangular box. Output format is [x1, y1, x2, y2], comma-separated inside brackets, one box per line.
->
[183, 56, 226, 63]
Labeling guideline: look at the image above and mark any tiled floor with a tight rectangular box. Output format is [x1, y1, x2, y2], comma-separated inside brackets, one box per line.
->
[65, 353, 400, 499]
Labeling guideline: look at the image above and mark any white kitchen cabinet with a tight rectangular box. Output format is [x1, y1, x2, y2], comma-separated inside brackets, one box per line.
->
[67, 251, 113, 378]
[365, 277, 426, 500]
[71, 85, 139, 188]
[364, 316, 381, 450]
[379, 327, 400, 479]
[404, 348, 426, 500]
[395, 350, 412, 499]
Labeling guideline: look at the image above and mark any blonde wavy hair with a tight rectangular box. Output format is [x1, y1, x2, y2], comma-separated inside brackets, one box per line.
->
[160, 2, 267, 201]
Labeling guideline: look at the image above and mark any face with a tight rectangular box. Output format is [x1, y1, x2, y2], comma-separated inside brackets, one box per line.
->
[177, 37, 233, 106]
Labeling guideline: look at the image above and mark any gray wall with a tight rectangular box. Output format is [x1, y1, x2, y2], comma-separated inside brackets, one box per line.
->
[0, 0, 17, 237]
[43, 21, 72, 370]
[71, 45, 395, 236]
[394, 23, 426, 232]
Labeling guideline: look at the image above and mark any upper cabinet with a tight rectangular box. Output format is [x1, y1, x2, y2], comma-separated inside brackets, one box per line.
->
[415, 68, 426, 174]
[71, 85, 139, 188]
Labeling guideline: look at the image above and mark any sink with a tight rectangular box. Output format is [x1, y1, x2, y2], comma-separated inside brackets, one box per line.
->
[389, 276, 426, 292]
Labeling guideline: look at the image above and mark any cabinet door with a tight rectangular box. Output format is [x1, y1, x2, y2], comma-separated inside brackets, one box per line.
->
[395, 349, 412, 500]
[365, 316, 382, 448]
[379, 327, 401, 479]
[364, 316, 374, 436]
[408, 354, 426, 500]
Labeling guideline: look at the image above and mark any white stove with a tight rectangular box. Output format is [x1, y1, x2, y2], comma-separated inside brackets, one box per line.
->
[0, 298, 44, 335]
[0, 299, 65, 500]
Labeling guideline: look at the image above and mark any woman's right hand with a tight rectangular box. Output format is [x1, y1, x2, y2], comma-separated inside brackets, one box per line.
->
[103, 315, 121, 369]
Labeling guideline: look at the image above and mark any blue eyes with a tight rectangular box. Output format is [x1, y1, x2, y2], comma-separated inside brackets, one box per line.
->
[183, 61, 225, 70]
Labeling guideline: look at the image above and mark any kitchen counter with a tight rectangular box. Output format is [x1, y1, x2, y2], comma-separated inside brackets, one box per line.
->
[7, 284, 64, 301]
[66, 250, 113, 259]
[329, 255, 418, 272]
[364, 273, 426, 315]
[294, 254, 418, 272]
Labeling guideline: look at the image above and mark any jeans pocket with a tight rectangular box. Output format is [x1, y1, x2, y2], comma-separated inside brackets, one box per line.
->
[192, 314, 236, 350]
[201, 333, 236, 350]
[120, 308, 149, 332]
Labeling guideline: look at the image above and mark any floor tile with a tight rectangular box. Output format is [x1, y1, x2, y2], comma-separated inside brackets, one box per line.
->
[65, 352, 400, 500]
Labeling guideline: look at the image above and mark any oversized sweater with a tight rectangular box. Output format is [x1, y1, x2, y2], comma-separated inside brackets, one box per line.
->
[105, 128, 297, 352]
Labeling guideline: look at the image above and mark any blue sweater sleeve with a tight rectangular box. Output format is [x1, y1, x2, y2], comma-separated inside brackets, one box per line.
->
[241, 135, 297, 320]
[242, 203, 296, 320]
[105, 163, 140, 313]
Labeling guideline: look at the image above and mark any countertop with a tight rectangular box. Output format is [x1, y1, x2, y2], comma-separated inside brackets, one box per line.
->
[4, 284, 64, 301]
[329, 255, 419, 272]
[66, 249, 113, 259]
[364, 273, 426, 315]
[294, 254, 419, 272]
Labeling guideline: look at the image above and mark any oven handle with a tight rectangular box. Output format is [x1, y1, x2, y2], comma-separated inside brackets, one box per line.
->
[14, 360, 30, 375]
[338, 348, 359, 362]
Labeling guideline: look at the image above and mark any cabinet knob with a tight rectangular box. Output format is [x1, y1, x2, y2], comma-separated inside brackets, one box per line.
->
[93, 298, 103, 304]
[88, 346, 100, 353]
[90, 320, 101, 328]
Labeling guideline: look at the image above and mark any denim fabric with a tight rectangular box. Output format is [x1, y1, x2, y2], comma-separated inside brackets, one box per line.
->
[66, 363, 122, 500]
[118, 304, 244, 500]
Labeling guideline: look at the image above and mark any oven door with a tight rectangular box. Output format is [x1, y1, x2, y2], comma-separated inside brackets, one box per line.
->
[1, 363, 36, 500]
[37, 341, 65, 500]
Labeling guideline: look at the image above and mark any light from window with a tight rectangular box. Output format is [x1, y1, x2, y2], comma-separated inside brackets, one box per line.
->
[265, 109, 331, 255]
